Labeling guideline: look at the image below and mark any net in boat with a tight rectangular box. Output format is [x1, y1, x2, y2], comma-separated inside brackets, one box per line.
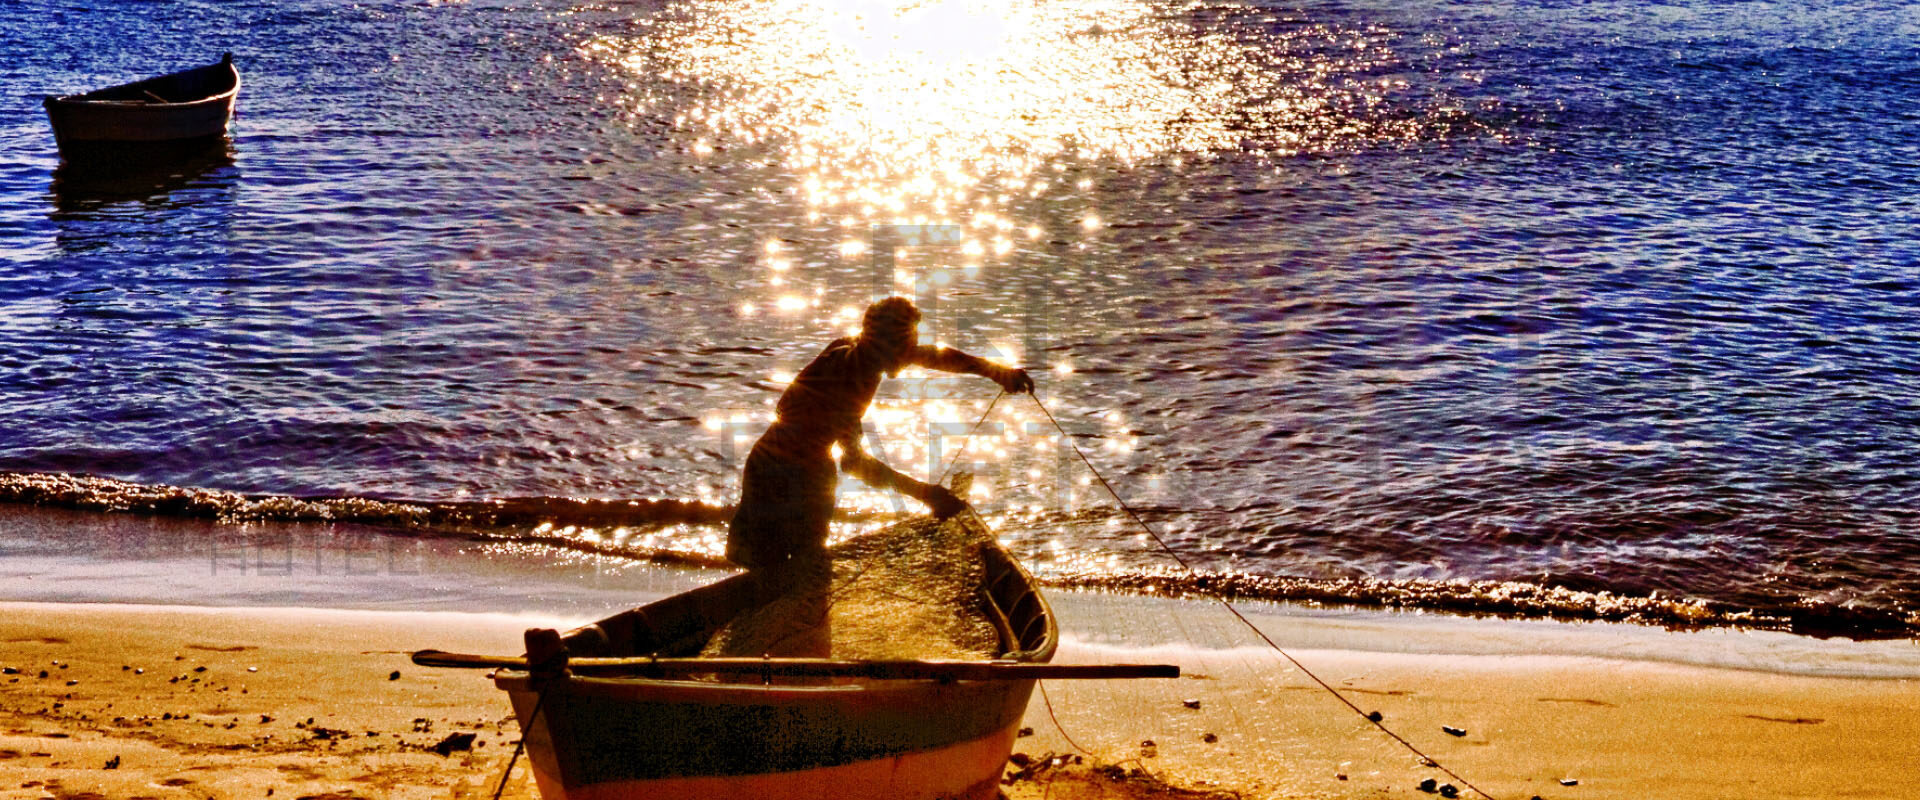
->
[700, 515, 1001, 660]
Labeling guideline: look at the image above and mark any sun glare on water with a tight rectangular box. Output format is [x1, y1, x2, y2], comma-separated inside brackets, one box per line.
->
[578, 0, 1373, 221]
[576, 0, 1432, 543]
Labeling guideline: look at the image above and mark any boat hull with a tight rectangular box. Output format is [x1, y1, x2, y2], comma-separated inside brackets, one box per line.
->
[497, 673, 1030, 800]
[488, 521, 1056, 800]
[44, 55, 239, 167]
[44, 99, 233, 145]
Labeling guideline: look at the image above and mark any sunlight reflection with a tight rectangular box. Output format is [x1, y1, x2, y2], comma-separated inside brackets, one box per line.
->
[583, 0, 1420, 228]
[574, 0, 1438, 558]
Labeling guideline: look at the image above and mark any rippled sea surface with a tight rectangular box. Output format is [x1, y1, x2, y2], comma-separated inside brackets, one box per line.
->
[3, 0, 1917, 635]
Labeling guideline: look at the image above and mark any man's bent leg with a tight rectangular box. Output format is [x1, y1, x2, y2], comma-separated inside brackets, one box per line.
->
[728, 450, 836, 569]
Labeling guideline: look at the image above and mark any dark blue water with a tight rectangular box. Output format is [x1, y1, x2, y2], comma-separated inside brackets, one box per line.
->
[2, 0, 1917, 636]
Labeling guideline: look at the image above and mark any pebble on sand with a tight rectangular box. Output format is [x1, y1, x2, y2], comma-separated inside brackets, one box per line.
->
[389, 670, 402, 681]
[431, 731, 478, 755]
[1442, 725, 1467, 737]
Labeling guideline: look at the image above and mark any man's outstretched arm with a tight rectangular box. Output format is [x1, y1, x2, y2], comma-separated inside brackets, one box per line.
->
[908, 345, 1035, 393]
[838, 438, 965, 518]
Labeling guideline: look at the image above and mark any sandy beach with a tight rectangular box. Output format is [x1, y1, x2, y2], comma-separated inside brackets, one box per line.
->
[3, 596, 1916, 800]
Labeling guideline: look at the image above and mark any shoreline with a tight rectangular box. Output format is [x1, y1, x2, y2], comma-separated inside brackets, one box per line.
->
[4, 497, 1913, 643]
[3, 597, 1916, 799]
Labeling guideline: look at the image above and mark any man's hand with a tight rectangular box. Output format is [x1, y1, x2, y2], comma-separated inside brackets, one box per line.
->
[926, 485, 968, 519]
[998, 368, 1035, 395]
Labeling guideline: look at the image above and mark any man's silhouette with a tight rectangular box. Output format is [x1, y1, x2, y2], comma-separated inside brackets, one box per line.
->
[727, 296, 1034, 573]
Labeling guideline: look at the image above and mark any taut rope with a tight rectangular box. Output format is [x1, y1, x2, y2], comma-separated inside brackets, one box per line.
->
[934, 389, 1499, 798]
[1022, 391, 1500, 800]
[491, 689, 546, 800]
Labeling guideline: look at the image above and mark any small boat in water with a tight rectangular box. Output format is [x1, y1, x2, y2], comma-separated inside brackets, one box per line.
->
[43, 53, 240, 166]
[416, 514, 1177, 800]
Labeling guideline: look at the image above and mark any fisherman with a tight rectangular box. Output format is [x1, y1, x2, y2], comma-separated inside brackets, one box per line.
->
[727, 296, 1035, 573]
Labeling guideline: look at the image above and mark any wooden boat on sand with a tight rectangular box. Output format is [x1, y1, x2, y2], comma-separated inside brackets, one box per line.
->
[43, 54, 239, 165]
[415, 514, 1177, 800]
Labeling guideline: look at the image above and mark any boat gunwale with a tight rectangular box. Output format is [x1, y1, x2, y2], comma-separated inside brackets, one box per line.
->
[492, 526, 1059, 693]
[44, 56, 239, 112]
[493, 667, 1035, 700]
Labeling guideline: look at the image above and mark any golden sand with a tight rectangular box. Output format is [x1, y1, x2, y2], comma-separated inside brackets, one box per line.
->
[2, 595, 1916, 799]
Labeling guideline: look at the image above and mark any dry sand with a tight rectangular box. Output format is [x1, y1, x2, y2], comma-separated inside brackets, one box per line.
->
[0, 603, 539, 800]
[2, 598, 1916, 800]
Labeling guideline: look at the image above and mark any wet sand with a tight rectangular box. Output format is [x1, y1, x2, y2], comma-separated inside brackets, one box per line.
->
[2, 599, 1916, 799]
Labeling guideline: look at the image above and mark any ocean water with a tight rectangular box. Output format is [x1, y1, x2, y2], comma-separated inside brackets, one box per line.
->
[2, 0, 1916, 636]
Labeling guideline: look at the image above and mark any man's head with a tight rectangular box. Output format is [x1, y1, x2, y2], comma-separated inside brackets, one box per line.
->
[860, 296, 921, 375]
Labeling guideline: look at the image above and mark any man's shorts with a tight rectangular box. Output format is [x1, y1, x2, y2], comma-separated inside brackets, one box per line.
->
[726, 447, 837, 570]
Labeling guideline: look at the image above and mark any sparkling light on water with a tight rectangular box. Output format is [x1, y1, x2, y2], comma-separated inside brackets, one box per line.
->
[13, 0, 1911, 630]
[575, 0, 1436, 544]
[586, 0, 1421, 221]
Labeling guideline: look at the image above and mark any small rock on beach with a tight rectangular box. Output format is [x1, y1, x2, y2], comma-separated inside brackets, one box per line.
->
[431, 731, 477, 755]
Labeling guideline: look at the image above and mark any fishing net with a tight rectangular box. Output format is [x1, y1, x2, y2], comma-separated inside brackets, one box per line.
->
[701, 515, 1001, 660]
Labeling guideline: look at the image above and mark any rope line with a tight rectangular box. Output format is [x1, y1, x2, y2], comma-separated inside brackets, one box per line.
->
[492, 688, 547, 800]
[940, 393, 1104, 773]
[1038, 679, 1098, 758]
[937, 390, 1007, 485]
[1026, 393, 1500, 800]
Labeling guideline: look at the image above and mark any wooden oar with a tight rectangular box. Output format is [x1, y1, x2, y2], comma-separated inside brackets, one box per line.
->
[412, 649, 1178, 681]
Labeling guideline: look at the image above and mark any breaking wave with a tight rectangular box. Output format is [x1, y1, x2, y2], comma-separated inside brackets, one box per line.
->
[4, 470, 1911, 640]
